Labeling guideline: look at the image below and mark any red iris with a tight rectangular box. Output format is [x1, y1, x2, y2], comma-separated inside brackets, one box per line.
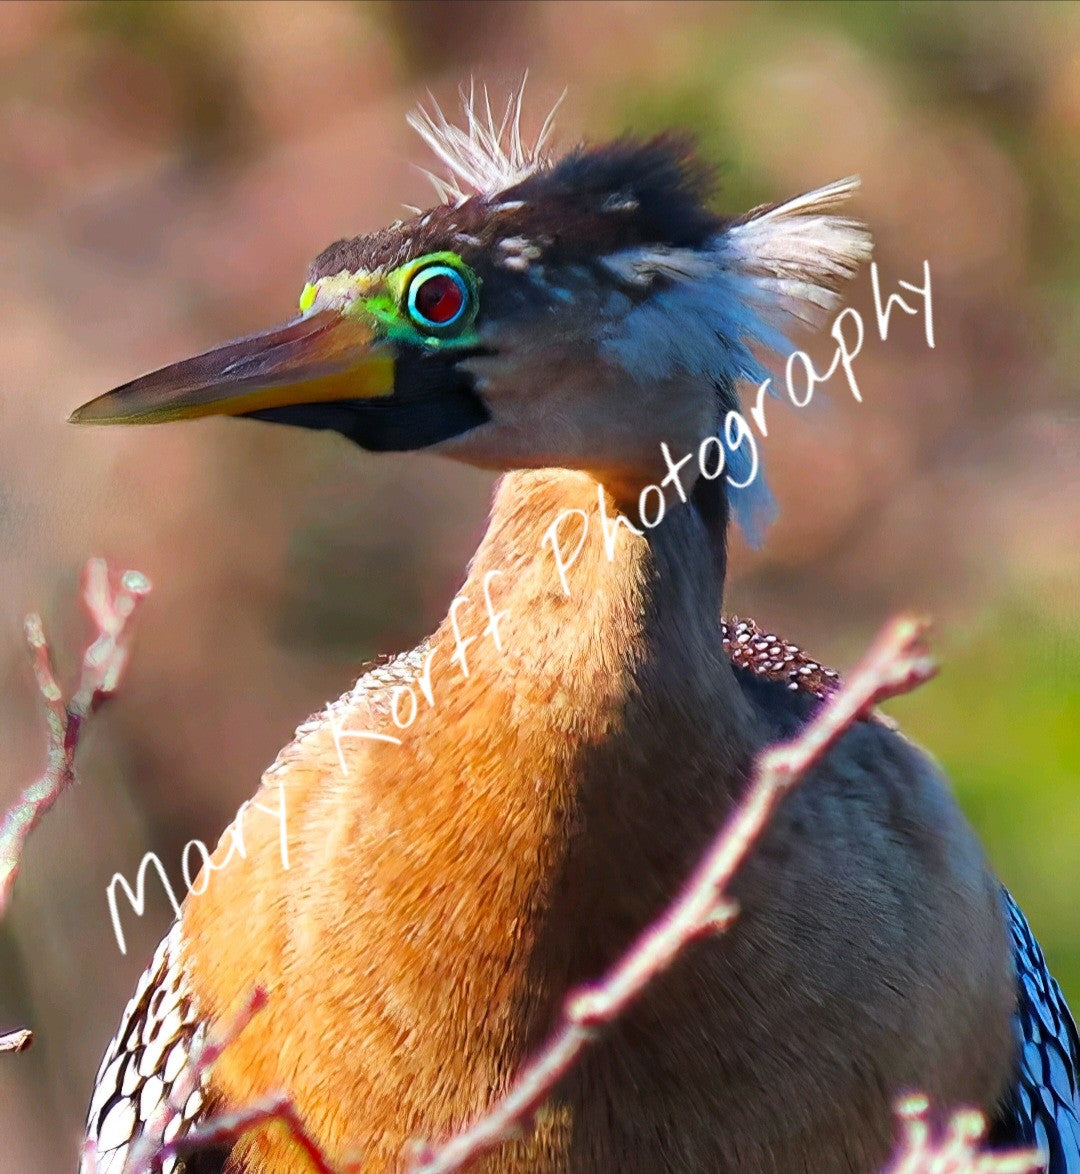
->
[413, 271, 465, 325]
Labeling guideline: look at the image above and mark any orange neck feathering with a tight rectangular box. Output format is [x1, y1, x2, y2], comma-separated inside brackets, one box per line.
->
[179, 469, 755, 1172]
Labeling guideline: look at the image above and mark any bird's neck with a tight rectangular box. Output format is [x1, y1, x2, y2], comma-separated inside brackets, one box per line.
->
[448, 467, 750, 796]
[184, 468, 756, 1172]
[454, 466, 747, 770]
[445, 469, 754, 989]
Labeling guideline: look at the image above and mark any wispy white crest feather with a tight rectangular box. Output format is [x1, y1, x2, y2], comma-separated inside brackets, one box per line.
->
[407, 76, 564, 206]
[726, 176, 873, 330]
[603, 177, 872, 380]
[601, 177, 871, 546]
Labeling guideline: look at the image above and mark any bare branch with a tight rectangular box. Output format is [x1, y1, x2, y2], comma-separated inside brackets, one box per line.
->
[886, 1096, 1043, 1173]
[408, 615, 937, 1174]
[0, 559, 151, 915]
[151, 1093, 349, 1174]
[0, 1027, 33, 1053]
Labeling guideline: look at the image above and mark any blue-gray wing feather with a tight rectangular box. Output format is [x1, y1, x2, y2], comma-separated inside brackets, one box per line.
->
[993, 888, 1080, 1172]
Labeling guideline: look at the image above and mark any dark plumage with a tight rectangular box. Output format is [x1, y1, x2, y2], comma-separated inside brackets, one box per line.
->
[310, 136, 723, 282]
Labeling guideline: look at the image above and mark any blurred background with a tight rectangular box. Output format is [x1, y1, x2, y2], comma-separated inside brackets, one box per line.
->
[0, 1, 1076, 1168]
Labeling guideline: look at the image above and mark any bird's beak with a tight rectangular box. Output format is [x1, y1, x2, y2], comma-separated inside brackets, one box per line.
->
[68, 309, 395, 427]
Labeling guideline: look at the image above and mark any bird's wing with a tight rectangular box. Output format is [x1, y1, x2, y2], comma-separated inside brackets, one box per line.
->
[82, 921, 213, 1174]
[992, 887, 1080, 1172]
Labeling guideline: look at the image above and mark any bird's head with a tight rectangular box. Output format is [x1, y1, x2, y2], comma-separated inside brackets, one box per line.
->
[71, 87, 871, 540]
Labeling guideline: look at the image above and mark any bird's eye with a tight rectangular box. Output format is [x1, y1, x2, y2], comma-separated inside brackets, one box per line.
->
[406, 264, 470, 332]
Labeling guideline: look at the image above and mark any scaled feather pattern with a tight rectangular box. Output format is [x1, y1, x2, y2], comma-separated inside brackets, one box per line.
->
[995, 889, 1080, 1172]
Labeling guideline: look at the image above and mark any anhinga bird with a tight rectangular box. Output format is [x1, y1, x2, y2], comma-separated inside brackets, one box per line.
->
[73, 92, 1079, 1173]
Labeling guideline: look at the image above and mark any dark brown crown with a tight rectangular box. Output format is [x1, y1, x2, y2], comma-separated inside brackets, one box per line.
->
[309, 136, 724, 282]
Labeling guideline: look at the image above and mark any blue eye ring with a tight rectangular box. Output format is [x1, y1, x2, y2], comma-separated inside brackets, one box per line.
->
[406, 263, 471, 332]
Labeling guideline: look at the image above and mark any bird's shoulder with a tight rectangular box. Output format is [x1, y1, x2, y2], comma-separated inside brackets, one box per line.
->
[263, 638, 436, 779]
[727, 620, 1080, 1173]
[722, 615, 912, 756]
[276, 621, 845, 783]
[721, 614, 888, 753]
[78, 651, 442, 1171]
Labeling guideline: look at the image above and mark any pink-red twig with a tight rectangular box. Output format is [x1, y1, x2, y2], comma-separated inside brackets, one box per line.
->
[408, 615, 938, 1174]
[0, 1027, 33, 1053]
[885, 1096, 1042, 1173]
[0, 559, 150, 916]
[149, 1093, 347, 1174]
[115, 985, 349, 1174]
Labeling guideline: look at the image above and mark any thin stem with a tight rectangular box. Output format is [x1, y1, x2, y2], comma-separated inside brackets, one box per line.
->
[0, 560, 150, 915]
[0, 1028, 33, 1054]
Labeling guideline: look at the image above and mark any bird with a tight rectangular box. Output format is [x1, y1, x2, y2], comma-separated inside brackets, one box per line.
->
[71, 87, 1079, 1173]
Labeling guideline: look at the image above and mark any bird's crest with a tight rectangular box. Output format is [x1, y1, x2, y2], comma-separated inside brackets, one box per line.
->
[599, 174, 872, 543]
[408, 77, 563, 207]
[726, 177, 871, 331]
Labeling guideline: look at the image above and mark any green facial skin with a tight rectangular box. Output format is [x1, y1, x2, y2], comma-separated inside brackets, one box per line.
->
[299, 252, 482, 351]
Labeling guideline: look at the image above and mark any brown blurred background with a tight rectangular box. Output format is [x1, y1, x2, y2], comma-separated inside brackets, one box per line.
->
[0, 2, 1076, 1169]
